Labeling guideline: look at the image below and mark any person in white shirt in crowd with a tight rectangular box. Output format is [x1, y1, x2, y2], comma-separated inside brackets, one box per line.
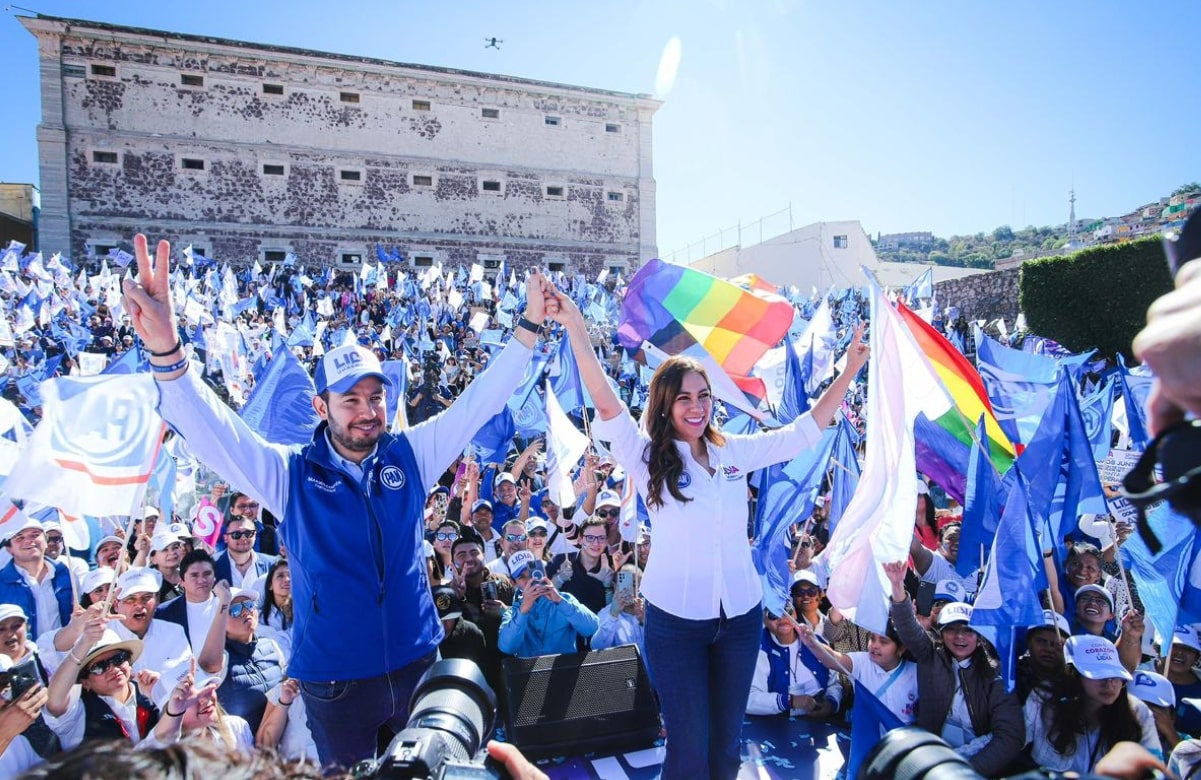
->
[537, 492, 581, 556]
[464, 500, 502, 565]
[258, 558, 294, 659]
[257, 676, 319, 761]
[909, 521, 976, 597]
[136, 523, 190, 604]
[486, 520, 529, 579]
[798, 618, 918, 726]
[40, 521, 86, 587]
[155, 550, 222, 658]
[0, 517, 74, 641]
[523, 517, 555, 567]
[549, 287, 868, 780]
[44, 617, 213, 750]
[77, 567, 116, 610]
[747, 602, 841, 720]
[213, 517, 277, 592]
[591, 564, 648, 656]
[164, 671, 255, 754]
[1024, 634, 1161, 774]
[0, 653, 52, 777]
[0, 604, 62, 760]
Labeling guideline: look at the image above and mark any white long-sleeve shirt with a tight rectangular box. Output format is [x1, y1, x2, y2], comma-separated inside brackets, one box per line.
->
[591, 408, 821, 620]
[747, 634, 843, 716]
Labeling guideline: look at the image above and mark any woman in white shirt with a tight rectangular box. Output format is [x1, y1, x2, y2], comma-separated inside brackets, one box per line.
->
[549, 290, 867, 779]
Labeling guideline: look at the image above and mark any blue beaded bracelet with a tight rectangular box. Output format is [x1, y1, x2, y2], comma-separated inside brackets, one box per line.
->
[150, 356, 189, 374]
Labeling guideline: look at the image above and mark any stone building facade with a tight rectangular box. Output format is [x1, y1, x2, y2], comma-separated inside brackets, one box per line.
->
[933, 267, 1021, 325]
[21, 15, 660, 275]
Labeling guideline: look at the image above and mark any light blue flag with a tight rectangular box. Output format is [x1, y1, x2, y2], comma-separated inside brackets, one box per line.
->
[751, 425, 839, 616]
[971, 471, 1045, 691]
[507, 352, 549, 416]
[975, 334, 1058, 446]
[1116, 354, 1152, 450]
[239, 348, 320, 446]
[958, 415, 1002, 579]
[287, 312, 316, 348]
[847, 680, 906, 779]
[470, 408, 516, 464]
[826, 415, 860, 537]
[776, 332, 812, 425]
[380, 360, 409, 432]
[147, 445, 177, 522]
[1121, 503, 1200, 650]
[547, 339, 584, 413]
[510, 388, 548, 437]
[100, 347, 146, 376]
[1079, 377, 1115, 462]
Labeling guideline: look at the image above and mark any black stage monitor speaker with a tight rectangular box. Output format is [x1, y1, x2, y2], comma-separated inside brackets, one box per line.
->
[501, 644, 661, 759]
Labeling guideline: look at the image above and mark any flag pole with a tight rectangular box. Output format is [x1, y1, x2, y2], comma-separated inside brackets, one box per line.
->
[1106, 516, 1136, 617]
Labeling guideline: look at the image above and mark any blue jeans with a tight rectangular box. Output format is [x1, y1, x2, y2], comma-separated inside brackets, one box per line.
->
[644, 600, 762, 780]
[300, 651, 437, 769]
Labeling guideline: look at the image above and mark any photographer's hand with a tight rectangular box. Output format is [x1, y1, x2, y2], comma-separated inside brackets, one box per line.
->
[1134, 257, 1201, 435]
[486, 741, 549, 780]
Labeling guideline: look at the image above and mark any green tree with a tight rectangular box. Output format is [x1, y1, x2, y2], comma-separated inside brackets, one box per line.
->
[1173, 182, 1201, 196]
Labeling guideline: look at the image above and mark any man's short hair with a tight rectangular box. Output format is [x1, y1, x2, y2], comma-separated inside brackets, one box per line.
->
[451, 536, 484, 559]
[179, 549, 216, 579]
[225, 516, 256, 532]
[581, 517, 606, 532]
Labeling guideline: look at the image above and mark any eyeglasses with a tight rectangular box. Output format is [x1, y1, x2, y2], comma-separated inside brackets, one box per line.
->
[435, 532, 458, 542]
[87, 650, 132, 676]
[1076, 595, 1111, 607]
[766, 610, 794, 621]
[227, 530, 257, 540]
[233, 502, 260, 512]
[582, 534, 607, 544]
[503, 534, 528, 543]
[595, 509, 619, 519]
[793, 586, 821, 597]
[46, 535, 64, 545]
[229, 601, 258, 618]
[527, 530, 548, 538]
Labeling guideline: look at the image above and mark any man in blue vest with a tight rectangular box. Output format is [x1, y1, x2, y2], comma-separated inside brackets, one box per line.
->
[0, 516, 73, 639]
[746, 602, 842, 718]
[122, 233, 555, 769]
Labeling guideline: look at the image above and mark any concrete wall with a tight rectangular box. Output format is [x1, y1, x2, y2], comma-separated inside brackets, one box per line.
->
[22, 16, 660, 273]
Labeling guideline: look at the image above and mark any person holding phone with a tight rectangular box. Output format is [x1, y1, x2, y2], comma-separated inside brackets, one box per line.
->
[498, 551, 599, 658]
[592, 564, 646, 655]
[547, 287, 868, 780]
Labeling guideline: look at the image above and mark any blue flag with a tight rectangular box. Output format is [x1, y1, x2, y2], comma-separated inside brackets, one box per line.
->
[547, 339, 584, 414]
[847, 680, 906, 779]
[975, 334, 1058, 446]
[381, 360, 409, 433]
[1079, 377, 1115, 462]
[958, 415, 1002, 579]
[287, 312, 316, 348]
[776, 334, 811, 425]
[971, 472, 1045, 691]
[100, 347, 146, 376]
[1121, 503, 1200, 650]
[826, 415, 860, 537]
[470, 408, 516, 464]
[1116, 354, 1152, 450]
[239, 348, 321, 446]
[751, 425, 839, 616]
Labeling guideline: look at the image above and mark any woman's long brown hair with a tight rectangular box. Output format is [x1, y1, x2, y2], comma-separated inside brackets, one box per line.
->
[642, 356, 725, 510]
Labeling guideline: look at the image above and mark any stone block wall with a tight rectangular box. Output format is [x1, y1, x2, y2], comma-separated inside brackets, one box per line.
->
[933, 267, 1021, 323]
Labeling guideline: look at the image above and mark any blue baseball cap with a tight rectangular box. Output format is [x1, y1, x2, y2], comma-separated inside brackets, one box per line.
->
[313, 344, 391, 395]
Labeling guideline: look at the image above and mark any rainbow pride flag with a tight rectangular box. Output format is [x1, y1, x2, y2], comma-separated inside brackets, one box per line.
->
[617, 259, 794, 413]
[896, 301, 1018, 501]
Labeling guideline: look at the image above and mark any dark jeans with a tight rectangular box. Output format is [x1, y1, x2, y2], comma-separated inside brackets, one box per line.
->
[644, 600, 762, 780]
[300, 651, 437, 770]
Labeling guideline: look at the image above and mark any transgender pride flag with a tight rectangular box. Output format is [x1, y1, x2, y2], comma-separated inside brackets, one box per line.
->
[617, 259, 794, 416]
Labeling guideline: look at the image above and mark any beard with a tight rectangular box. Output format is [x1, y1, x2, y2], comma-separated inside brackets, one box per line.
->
[327, 414, 383, 455]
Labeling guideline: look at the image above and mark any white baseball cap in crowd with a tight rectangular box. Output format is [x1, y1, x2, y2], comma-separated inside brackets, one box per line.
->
[1063, 634, 1133, 681]
[313, 344, 391, 395]
[937, 602, 974, 628]
[81, 568, 117, 596]
[1129, 670, 1176, 708]
[1026, 609, 1071, 638]
[507, 550, 537, 579]
[1172, 625, 1201, 654]
[116, 568, 162, 600]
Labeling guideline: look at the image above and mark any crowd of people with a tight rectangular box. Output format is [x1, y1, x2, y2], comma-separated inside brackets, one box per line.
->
[0, 229, 1196, 780]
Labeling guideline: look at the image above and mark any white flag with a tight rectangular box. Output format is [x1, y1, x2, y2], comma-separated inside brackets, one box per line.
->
[5, 374, 166, 516]
[545, 384, 589, 510]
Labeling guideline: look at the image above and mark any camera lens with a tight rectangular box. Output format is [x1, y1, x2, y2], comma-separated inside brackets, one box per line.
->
[859, 727, 979, 780]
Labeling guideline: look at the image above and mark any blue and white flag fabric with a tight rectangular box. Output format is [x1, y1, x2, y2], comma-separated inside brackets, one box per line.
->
[1121, 503, 1200, 652]
[847, 680, 906, 779]
[5, 374, 165, 516]
[1079, 377, 1115, 463]
[545, 383, 589, 510]
[239, 348, 320, 447]
[975, 334, 1058, 446]
[1116, 354, 1152, 450]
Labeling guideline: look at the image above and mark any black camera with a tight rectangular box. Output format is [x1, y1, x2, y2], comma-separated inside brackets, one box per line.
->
[859, 727, 1107, 780]
[354, 659, 510, 779]
[1123, 208, 1201, 552]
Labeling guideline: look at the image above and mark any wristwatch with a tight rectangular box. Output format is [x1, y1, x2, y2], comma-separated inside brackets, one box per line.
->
[516, 316, 543, 335]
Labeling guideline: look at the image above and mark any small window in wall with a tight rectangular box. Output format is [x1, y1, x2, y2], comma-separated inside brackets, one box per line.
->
[833, 235, 848, 249]
[544, 115, 561, 126]
[180, 74, 204, 87]
[340, 170, 362, 182]
[413, 256, 434, 268]
[482, 180, 501, 193]
[481, 107, 500, 119]
[546, 186, 564, 198]
[263, 83, 284, 95]
[605, 123, 621, 134]
[547, 262, 565, 272]
[263, 164, 285, 176]
[62, 64, 86, 78]
[90, 64, 116, 77]
[413, 175, 433, 187]
[607, 192, 624, 202]
[340, 92, 360, 103]
[412, 99, 431, 111]
[263, 250, 288, 264]
[181, 158, 205, 171]
[92, 151, 118, 164]
[92, 244, 118, 257]
[341, 254, 362, 266]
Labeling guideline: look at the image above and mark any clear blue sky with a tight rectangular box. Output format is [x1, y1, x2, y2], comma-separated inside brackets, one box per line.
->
[1, 1, 1197, 260]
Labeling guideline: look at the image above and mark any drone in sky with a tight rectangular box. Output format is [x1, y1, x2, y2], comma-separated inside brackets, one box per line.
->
[484, 37, 503, 50]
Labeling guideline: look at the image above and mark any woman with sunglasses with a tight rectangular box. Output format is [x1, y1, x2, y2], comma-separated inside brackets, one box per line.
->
[46, 617, 213, 750]
[548, 289, 868, 780]
[214, 588, 286, 734]
[430, 521, 461, 584]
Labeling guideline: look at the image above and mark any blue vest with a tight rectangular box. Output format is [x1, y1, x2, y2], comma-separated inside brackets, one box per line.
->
[760, 629, 830, 699]
[280, 424, 441, 681]
[81, 688, 158, 741]
[217, 637, 285, 733]
[0, 559, 74, 638]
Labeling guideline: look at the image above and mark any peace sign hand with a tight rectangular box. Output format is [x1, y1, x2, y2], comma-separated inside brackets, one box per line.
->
[122, 234, 178, 354]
